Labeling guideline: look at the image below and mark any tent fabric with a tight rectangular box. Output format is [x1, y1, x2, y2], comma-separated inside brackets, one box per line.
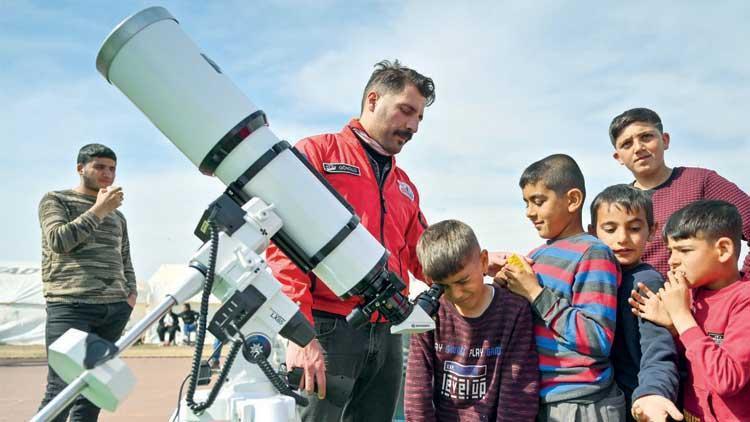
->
[0, 262, 45, 345]
[0, 261, 150, 345]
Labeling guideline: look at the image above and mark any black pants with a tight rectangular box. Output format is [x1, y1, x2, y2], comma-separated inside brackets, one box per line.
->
[301, 312, 403, 422]
[39, 301, 132, 422]
[157, 325, 179, 344]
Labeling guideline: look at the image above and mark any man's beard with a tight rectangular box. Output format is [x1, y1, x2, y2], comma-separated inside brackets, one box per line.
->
[82, 173, 102, 192]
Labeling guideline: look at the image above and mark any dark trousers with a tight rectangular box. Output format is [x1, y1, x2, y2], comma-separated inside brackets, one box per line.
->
[301, 313, 403, 422]
[39, 301, 132, 422]
[157, 325, 179, 344]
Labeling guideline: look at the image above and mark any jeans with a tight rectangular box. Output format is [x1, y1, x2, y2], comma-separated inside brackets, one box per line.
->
[210, 338, 223, 364]
[300, 312, 403, 422]
[39, 301, 132, 422]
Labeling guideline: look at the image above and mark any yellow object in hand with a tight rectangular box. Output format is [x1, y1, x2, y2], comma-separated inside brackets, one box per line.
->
[506, 254, 529, 273]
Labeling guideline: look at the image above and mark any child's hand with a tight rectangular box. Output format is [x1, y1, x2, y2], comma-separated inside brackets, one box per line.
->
[631, 395, 683, 422]
[660, 271, 697, 335]
[486, 251, 534, 278]
[629, 282, 674, 330]
[499, 259, 542, 302]
[660, 272, 691, 315]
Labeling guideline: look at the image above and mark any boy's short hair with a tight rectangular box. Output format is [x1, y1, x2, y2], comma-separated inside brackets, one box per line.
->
[663, 200, 742, 255]
[77, 143, 117, 165]
[417, 219, 480, 282]
[590, 184, 654, 228]
[361, 59, 436, 113]
[519, 153, 586, 201]
[609, 107, 663, 146]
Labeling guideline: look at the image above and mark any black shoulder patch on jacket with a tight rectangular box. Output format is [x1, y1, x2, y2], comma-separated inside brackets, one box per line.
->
[323, 162, 361, 176]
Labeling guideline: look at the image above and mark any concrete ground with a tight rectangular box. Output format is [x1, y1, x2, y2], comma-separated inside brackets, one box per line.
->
[0, 356, 197, 421]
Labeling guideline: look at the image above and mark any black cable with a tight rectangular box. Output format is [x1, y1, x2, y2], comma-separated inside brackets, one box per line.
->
[238, 331, 308, 407]
[171, 374, 191, 422]
[184, 218, 221, 414]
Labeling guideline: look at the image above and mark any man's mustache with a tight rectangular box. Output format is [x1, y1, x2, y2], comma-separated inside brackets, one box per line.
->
[395, 130, 413, 141]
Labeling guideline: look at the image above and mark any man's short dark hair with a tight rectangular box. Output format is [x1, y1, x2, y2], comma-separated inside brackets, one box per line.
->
[77, 143, 117, 165]
[609, 107, 663, 146]
[360, 59, 435, 112]
[519, 153, 586, 200]
[590, 184, 654, 229]
[663, 200, 743, 256]
[417, 219, 480, 282]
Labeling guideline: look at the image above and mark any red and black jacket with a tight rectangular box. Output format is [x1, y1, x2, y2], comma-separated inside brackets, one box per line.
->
[266, 119, 427, 323]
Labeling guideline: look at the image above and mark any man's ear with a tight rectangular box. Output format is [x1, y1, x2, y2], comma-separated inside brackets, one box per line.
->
[715, 237, 735, 263]
[613, 151, 624, 166]
[365, 90, 379, 112]
[566, 188, 584, 213]
[661, 132, 670, 151]
[76, 163, 84, 174]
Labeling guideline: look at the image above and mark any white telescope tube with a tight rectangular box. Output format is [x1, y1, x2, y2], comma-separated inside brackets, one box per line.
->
[96, 7, 384, 297]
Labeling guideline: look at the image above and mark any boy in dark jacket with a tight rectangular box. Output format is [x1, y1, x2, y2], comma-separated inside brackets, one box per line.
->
[590, 184, 680, 421]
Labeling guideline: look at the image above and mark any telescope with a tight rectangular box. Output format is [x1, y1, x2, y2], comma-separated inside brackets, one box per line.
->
[32, 6, 440, 421]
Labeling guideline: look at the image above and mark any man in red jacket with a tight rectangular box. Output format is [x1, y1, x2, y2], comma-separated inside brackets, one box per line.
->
[266, 59, 435, 421]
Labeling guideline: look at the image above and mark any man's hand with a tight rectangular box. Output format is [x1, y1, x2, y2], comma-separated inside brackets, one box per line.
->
[631, 395, 683, 422]
[629, 282, 674, 330]
[127, 293, 137, 308]
[660, 271, 697, 335]
[286, 338, 327, 399]
[91, 186, 124, 219]
[496, 260, 542, 302]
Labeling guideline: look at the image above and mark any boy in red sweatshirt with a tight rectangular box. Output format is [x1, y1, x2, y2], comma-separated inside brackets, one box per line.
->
[632, 200, 750, 421]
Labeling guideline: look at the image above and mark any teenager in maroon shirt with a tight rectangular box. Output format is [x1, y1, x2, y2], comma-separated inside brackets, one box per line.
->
[405, 220, 539, 422]
[608, 107, 750, 278]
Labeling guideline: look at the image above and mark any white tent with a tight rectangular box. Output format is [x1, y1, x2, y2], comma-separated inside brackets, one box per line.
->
[0, 261, 149, 345]
[0, 262, 45, 345]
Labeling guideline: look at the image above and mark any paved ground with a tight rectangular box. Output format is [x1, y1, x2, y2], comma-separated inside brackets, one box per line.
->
[0, 357, 197, 421]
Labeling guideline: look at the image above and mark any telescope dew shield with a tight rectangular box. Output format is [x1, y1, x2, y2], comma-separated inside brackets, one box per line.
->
[96, 7, 388, 301]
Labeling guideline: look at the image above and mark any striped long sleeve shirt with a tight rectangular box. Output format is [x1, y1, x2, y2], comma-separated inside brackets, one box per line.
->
[39, 189, 136, 304]
[528, 233, 620, 403]
[405, 285, 539, 421]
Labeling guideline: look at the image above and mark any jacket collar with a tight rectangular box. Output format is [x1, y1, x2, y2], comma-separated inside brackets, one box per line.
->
[343, 118, 397, 166]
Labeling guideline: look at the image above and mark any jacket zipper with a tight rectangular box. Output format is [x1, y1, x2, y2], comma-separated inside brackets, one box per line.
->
[379, 185, 386, 244]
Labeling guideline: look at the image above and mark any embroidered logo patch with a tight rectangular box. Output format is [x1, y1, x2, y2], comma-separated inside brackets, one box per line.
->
[323, 163, 360, 176]
[398, 180, 415, 201]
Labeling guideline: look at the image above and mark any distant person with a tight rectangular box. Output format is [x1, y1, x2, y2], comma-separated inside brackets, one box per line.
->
[492, 154, 625, 421]
[631, 201, 750, 421]
[38, 143, 136, 421]
[157, 308, 180, 346]
[590, 185, 680, 421]
[608, 107, 750, 278]
[405, 220, 539, 421]
[179, 303, 199, 344]
[208, 338, 223, 369]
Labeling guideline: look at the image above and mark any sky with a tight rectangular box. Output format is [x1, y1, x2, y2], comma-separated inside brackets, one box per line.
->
[2, 1, 749, 282]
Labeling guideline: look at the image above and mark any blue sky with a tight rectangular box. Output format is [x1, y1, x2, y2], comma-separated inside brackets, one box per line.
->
[2, 1, 749, 281]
